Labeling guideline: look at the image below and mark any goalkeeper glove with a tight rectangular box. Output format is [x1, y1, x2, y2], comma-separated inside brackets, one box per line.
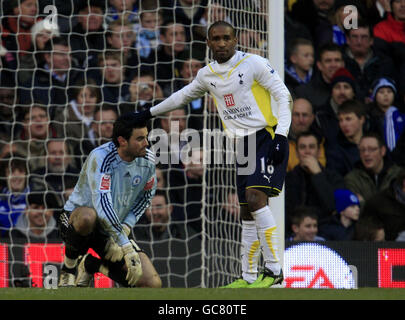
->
[272, 134, 288, 165]
[104, 224, 132, 262]
[122, 240, 143, 286]
[104, 237, 124, 262]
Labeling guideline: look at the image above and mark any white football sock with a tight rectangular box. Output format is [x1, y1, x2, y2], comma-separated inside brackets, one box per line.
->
[252, 206, 281, 275]
[241, 220, 260, 283]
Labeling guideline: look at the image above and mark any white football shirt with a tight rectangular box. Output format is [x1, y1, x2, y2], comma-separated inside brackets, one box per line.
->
[150, 50, 292, 138]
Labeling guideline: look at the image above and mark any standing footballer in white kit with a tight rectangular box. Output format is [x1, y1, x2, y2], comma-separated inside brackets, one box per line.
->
[132, 21, 292, 288]
[58, 114, 161, 288]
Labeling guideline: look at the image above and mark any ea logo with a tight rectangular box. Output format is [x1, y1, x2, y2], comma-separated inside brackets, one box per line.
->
[284, 243, 356, 289]
[132, 175, 142, 186]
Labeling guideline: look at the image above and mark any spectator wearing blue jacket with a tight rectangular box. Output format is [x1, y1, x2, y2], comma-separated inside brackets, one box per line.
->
[319, 189, 360, 240]
[367, 77, 405, 153]
[0, 156, 29, 237]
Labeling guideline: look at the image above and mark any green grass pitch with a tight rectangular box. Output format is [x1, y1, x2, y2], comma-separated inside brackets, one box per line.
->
[1, 287, 405, 300]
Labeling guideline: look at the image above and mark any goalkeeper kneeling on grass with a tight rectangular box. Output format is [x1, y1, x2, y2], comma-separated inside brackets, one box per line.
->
[58, 113, 161, 288]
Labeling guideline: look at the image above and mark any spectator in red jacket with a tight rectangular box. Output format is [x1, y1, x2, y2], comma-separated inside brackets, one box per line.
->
[373, 0, 405, 93]
[374, 0, 405, 44]
[2, 0, 38, 52]
[1, 0, 39, 72]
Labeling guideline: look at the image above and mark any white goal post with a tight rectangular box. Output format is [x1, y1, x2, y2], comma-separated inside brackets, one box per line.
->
[268, 0, 286, 286]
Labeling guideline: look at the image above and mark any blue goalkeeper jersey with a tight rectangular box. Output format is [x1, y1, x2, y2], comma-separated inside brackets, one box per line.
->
[64, 142, 156, 246]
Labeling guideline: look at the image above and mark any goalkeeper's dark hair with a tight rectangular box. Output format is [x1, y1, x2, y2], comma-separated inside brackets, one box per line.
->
[208, 21, 236, 39]
[112, 113, 148, 147]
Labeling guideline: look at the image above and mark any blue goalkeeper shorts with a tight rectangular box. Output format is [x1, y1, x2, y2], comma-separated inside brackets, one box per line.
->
[235, 128, 288, 205]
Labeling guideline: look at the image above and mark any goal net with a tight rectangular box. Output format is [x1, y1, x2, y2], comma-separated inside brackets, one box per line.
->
[0, 0, 276, 288]
[201, 0, 269, 288]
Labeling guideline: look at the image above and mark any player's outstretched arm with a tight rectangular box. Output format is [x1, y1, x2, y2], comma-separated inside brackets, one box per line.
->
[147, 70, 207, 117]
[128, 69, 207, 124]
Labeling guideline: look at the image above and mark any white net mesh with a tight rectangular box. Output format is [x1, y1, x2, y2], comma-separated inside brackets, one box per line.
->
[201, 0, 269, 288]
[0, 0, 270, 288]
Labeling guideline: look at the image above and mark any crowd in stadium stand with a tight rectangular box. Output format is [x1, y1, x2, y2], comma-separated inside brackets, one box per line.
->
[0, 0, 405, 250]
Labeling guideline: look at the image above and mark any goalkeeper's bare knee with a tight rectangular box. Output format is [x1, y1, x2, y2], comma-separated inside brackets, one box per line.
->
[70, 207, 97, 235]
[136, 252, 162, 288]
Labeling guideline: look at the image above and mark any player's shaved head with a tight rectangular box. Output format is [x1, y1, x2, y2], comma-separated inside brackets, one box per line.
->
[207, 21, 237, 63]
[208, 20, 236, 39]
